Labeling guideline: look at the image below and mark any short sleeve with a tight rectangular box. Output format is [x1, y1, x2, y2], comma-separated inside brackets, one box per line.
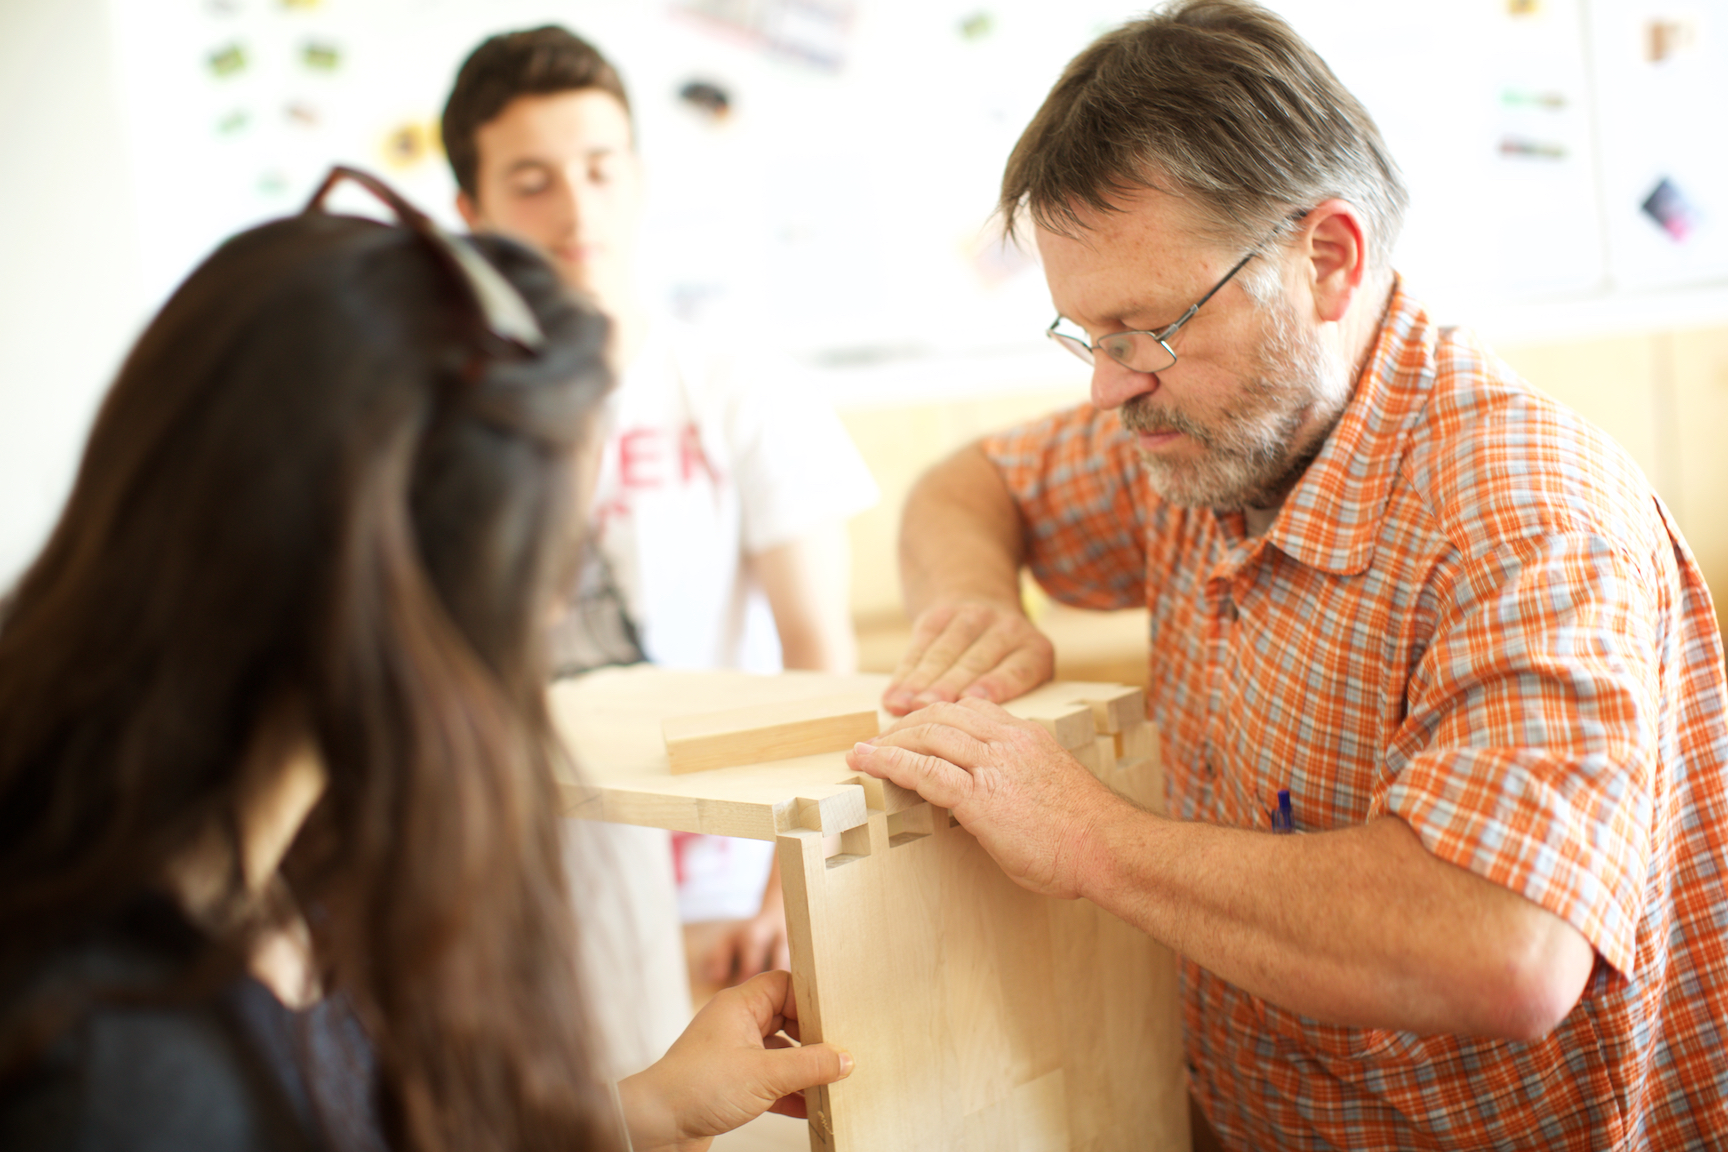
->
[980, 403, 1147, 612]
[1383, 532, 1660, 978]
[709, 353, 879, 556]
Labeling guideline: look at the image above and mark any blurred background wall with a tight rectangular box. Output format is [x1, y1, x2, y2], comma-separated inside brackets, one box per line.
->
[3, 0, 1725, 677]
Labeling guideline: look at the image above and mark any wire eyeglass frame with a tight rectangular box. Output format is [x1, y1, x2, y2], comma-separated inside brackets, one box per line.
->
[1045, 247, 1261, 376]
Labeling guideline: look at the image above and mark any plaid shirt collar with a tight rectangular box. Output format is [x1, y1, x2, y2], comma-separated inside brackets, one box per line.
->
[1258, 278, 1435, 577]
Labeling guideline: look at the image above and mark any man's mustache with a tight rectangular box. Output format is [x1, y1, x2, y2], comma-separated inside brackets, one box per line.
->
[1119, 395, 1214, 446]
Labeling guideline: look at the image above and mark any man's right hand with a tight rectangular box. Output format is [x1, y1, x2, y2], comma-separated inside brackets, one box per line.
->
[890, 443, 1047, 715]
[882, 599, 1055, 716]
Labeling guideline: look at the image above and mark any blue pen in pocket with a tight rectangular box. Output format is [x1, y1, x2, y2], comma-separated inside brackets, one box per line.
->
[1271, 789, 1293, 834]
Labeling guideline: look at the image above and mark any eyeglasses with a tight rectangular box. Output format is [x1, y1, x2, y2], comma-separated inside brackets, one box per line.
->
[1046, 247, 1259, 376]
[303, 165, 545, 355]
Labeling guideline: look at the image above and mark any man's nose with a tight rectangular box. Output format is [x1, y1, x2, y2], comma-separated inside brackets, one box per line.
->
[1090, 353, 1160, 412]
[568, 173, 607, 230]
[542, 177, 580, 236]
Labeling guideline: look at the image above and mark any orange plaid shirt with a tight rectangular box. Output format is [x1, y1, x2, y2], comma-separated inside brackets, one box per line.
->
[982, 283, 1728, 1150]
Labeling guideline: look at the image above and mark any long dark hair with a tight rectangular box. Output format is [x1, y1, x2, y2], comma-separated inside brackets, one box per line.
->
[0, 208, 616, 1150]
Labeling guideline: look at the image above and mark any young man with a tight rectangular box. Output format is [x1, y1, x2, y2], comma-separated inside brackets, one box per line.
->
[442, 28, 877, 1002]
[852, 2, 1728, 1148]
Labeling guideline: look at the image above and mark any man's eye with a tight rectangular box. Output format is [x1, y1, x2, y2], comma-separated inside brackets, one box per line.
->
[589, 156, 620, 185]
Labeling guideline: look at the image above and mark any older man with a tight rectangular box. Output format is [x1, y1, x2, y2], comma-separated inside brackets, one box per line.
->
[849, 2, 1728, 1147]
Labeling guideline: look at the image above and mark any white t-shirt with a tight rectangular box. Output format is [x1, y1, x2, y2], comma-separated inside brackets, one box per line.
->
[588, 321, 877, 922]
[589, 320, 878, 675]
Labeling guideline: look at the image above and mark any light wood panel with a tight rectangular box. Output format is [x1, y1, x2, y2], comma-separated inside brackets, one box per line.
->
[838, 389, 1088, 623]
[555, 670, 893, 840]
[663, 695, 880, 775]
[776, 747, 1183, 1152]
[1672, 327, 1728, 636]
[710, 1113, 811, 1152]
[550, 668, 1187, 1152]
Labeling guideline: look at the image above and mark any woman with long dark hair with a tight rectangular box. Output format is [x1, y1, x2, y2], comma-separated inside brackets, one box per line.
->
[0, 168, 850, 1152]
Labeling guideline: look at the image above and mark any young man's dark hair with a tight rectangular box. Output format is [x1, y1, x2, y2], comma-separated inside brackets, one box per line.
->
[441, 25, 633, 199]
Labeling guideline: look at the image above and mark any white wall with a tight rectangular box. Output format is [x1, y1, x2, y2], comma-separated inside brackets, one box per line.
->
[5, 0, 1728, 587]
[0, 0, 143, 587]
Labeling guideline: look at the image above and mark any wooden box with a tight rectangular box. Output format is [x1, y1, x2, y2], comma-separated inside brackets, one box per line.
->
[550, 667, 1188, 1152]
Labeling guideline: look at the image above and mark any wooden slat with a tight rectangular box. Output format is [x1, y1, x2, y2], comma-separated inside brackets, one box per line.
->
[663, 694, 881, 775]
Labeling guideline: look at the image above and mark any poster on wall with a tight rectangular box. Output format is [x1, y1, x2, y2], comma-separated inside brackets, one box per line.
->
[105, 0, 1728, 389]
[103, 0, 1109, 372]
[1587, 0, 1728, 291]
[109, 0, 396, 307]
[1272, 0, 1607, 320]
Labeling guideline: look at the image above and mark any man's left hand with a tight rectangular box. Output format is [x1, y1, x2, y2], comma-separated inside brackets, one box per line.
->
[845, 698, 1126, 900]
[700, 894, 792, 989]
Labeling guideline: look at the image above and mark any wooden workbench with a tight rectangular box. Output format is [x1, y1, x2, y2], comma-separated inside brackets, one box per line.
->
[550, 667, 1188, 1152]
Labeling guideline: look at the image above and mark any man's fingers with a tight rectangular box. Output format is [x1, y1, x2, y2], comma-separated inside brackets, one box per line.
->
[877, 698, 1017, 745]
[737, 935, 770, 982]
[871, 714, 998, 769]
[887, 608, 966, 684]
[910, 631, 1022, 706]
[846, 741, 973, 809]
[704, 938, 738, 986]
[885, 608, 988, 709]
[884, 603, 1040, 714]
[909, 618, 1055, 710]
[960, 643, 1057, 705]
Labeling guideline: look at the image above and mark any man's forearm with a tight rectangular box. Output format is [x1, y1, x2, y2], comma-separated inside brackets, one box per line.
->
[1078, 803, 1596, 1042]
[899, 443, 1026, 617]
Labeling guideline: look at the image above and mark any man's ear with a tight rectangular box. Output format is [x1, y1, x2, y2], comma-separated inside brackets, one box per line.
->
[456, 189, 483, 232]
[1298, 199, 1367, 324]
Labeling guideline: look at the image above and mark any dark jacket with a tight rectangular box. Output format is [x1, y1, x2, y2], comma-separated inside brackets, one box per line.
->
[0, 897, 383, 1152]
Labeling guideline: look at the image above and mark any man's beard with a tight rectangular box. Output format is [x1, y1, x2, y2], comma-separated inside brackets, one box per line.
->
[1120, 292, 1354, 512]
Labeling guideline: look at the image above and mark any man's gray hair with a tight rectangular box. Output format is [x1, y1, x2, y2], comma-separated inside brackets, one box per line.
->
[1001, 0, 1407, 285]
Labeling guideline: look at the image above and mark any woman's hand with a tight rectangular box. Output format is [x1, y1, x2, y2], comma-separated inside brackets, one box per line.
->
[617, 970, 853, 1151]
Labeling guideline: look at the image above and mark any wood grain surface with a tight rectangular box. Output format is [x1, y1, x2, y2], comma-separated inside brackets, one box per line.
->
[551, 668, 1188, 1152]
[663, 695, 882, 775]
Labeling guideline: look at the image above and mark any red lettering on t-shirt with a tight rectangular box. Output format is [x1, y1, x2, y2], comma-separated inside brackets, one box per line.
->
[592, 492, 631, 529]
[618, 428, 663, 488]
[670, 831, 699, 885]
[679, 424, 719, 486]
